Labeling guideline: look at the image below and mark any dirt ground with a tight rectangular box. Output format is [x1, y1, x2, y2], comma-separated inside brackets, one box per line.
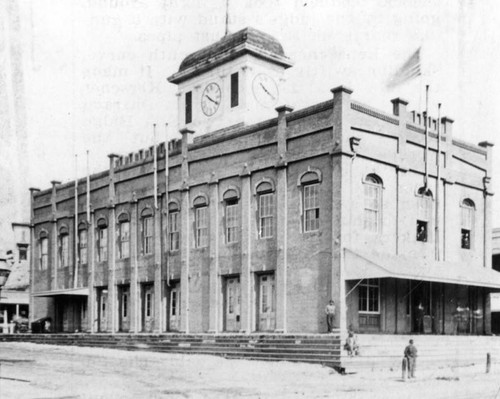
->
[0, 342, 499, 399]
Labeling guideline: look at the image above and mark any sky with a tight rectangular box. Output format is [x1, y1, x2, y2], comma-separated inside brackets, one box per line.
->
[2, 0, 499, 247]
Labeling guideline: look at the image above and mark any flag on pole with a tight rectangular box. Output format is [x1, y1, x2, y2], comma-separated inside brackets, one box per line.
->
[386, 47, 422, 89]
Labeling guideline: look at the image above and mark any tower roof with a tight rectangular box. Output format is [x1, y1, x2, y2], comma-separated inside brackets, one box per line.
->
[168, 27, 293, 84]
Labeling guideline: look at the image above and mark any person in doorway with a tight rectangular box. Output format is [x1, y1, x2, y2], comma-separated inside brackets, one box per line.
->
[416, 302, 424, 333]
[325, 300, 336, 333]
[404, 339, 418, 379]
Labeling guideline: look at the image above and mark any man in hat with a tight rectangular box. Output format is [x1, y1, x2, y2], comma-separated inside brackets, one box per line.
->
[325, 300, 336, 333]
[404, 339, 418, 379]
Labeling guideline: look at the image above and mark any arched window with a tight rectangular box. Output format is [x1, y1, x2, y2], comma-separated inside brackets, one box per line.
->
[256, 180, 275, 239]
[461, 199, 475, 249]
[58, 226, 69, 267]
[416, 187, 433, 242]
[299, 170, 321, 232]
[78, 222, 88, 265]
[223, 188, 240, 244]
[141, 208, 153, 255]
[193, 195, 208, 248]
[39, 231, 49, 270]
[363, 174, 383, 233]
[168, 201, 180, 251]
[97, 218, 108, 262]
[117, 213, 130, 259]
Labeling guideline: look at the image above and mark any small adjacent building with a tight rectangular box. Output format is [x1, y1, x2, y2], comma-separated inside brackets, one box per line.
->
[28, 27, 500, 335]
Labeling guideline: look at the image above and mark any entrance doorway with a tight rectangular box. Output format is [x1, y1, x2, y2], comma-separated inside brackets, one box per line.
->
[97, 288, 108, 332]
[167, 282, 181, 331]
[410, 281, 432, 333]
[223, 276, 241, 332]
[257, 274, 275, 331]
[141, 283, 155, 332]
[118, 285, 130, 332]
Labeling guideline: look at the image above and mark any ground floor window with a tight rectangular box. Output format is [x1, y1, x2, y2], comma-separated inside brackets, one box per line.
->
[359, 278, 380, 313]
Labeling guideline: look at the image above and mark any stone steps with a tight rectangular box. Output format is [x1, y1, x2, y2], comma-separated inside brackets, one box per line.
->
[0, 333, 342, 368]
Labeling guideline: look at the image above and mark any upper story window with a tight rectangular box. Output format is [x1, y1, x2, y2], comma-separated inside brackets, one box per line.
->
[223, 189, 240, 244]
[299, 170, 321, 232]
[193, 196, 208, 248]
[416, 187, 433, 242]
[118, 213, 130, 259]
[359, 278, 380, 313]
[78, 223, 88, 265]
[185, 91, 192, 124]
[461, 199, 475, 249]
[141, 208, 153, 255]
[231, 72, 239, 108]
[256, 181, 275, 239]
[18, 244, 28, 261]
[168, 202, 180, 251]
[58, 226, 69, 268]
[363, 174, 383, 233]
[39, 231, 49, 270]
[97, 218, 108, 262]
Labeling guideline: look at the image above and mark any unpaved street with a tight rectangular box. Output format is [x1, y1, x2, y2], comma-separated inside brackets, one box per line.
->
[0, 342, 499, 398]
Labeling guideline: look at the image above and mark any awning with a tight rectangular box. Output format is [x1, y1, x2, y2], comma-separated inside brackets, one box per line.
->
[32, 287, 89, 297]
[344, 248, 500, 289]
[0, 289, 29, 304]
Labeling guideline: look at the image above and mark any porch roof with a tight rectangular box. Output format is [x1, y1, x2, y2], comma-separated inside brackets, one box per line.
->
[344, 248, 500, 289]
[32, 287, 89, 297]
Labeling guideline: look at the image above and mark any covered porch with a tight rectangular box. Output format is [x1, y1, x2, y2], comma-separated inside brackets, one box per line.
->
[344, 249, 500, 335]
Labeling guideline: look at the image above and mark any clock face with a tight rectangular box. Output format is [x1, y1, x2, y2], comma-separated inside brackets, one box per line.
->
[201, 82, 221, 116]
[252, 74, 279, 108]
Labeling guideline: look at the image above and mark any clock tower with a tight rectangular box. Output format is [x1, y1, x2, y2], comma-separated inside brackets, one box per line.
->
[167, 27, 293, 137]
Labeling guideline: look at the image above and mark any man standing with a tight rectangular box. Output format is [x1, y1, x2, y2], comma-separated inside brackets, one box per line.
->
[404, 339, 418, 379]
[325, 300, 336, 333]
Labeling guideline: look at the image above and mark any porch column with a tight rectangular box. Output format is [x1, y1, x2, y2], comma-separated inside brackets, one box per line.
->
[275, 105, 293, 333]
[208, 177, 220, 333]
[240, 166, 252, 333]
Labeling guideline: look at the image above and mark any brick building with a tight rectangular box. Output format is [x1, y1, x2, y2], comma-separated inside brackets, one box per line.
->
[29, 27, 500, 335]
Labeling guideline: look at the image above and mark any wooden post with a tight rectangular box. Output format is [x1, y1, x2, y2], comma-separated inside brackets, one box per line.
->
[486, 353, 491, 373]
[402, 357, 408, 380]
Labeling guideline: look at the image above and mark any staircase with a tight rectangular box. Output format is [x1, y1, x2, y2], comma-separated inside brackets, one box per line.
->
[340, 334, 500, 373]
[0, 332, 342, 368]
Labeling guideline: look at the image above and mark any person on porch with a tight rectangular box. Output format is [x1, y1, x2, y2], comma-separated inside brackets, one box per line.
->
[325, 300, 336, 333]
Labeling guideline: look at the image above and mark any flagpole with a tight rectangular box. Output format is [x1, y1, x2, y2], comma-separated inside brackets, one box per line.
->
[74, 154, 79, 288]
[435, 103, 442, 261]
[86, 150, 90, 222]
[225, 0, 229, 36]
[153, 124, 158, 209]
[424, 85, 429, 190]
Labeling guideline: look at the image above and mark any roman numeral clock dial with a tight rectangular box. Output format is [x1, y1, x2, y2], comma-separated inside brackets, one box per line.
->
[201, 82, 221, 116]
[252, 73, 279, 108]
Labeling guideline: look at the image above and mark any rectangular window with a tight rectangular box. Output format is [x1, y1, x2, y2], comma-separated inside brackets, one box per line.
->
[359, 279, 380, 313]
[303, 184, 319, 232]
[461, 205, 473, 249]
[143, 217, 153, 255]
[59, 235, 69, 267]
[40, 238, 48, 270]
[364, 184, 380, 232]
[169, 211, 179, 251]
[98, 228, 108, 262]
[416, 220, 427, 242]
[230, 72, 239, 108]
[119, 222, 130, 259]
[78, 230, 88, 264]
[185, 91, 192, 124]
[122, 291, 128, 318]
[195, 206, 208, 248]
[259, 193, 274, 238]
[226, 200, 239, 243]
[18, 245, 28, 261]
[146, 292, 152, 317]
